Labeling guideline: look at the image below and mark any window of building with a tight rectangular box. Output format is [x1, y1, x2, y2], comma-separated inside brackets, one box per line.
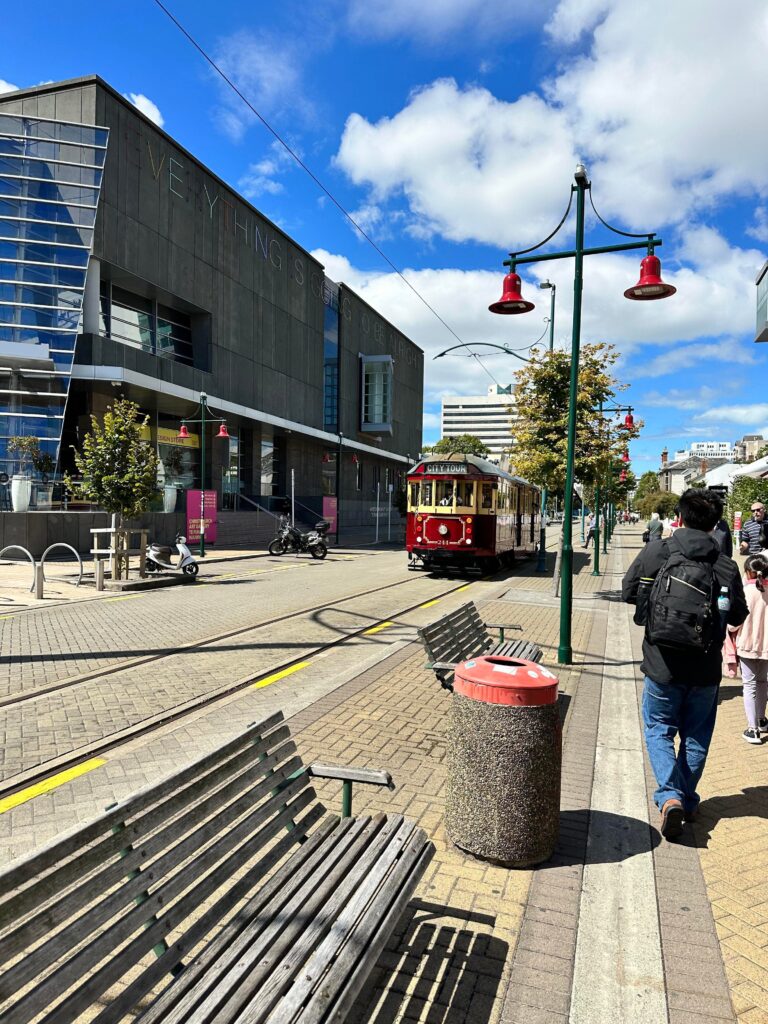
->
[360, 355, 393, 434]
[322, 451, 337, 496]
[102, 284, 198, 368]
[356, 458, 363, 491]
[323, 297, 339, 432]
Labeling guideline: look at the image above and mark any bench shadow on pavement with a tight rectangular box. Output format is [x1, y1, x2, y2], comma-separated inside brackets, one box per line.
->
[351, 901, 506, 1024]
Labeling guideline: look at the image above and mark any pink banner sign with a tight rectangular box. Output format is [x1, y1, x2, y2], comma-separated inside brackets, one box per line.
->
[322, 496, 337, 534]
[186, 489, 218, 543]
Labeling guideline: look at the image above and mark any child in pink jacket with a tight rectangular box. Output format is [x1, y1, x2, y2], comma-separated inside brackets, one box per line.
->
[736, 554, 768, 743]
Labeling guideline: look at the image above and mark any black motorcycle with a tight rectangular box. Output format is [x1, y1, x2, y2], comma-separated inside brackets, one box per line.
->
[268, 516, 330, 559]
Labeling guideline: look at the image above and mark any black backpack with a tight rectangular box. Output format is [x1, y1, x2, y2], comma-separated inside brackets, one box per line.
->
[646, 547, 719, 651]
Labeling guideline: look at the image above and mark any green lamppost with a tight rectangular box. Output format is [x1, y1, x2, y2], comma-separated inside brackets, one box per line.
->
[178, 392, 230, 558]
[489, 164, 674, 664]
[536, 280, 556, 573]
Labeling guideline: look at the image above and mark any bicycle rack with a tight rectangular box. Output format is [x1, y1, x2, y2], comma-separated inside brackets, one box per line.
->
[0, 545, 36, 594]
[39, 543, 83, 589]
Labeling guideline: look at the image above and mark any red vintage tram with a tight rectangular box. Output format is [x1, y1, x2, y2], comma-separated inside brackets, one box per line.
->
[406, 454, 541, 572]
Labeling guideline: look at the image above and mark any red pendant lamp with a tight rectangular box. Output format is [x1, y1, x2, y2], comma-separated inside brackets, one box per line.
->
[621, 450, 630, 463]
[624, 412, 634, 429]
[624, 253, 676, 301]
[619, 469, 627, 482]
[177, 424, 190, 440]
[216, 422, 230, 439]
[489, 271, 535, 315]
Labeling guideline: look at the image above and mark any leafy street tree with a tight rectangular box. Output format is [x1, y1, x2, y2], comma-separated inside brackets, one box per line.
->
[68, 398, 159, 524]
[423, 435, 490, 458]
[634, 470, 660, 505]
[510, 341, 640, 492]
[636, 490, 679, 519]
[727, 476, 768, 527]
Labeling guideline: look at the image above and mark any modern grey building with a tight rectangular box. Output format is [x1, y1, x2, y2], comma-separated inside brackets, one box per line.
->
[0, 76, 423, 546]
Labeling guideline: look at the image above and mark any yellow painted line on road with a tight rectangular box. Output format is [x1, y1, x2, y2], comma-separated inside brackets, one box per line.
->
[251, 660, 313, 690]
[455, 584, 472, 592]
[0, 758, 106, 815]
[419, 599, 440, 609]
[363, 621, 393, 635]
[105, 594, 143, 602]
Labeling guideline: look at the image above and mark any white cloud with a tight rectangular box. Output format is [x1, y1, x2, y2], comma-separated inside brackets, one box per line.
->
[748, 207, 768, 244]
[631, 340, 750, 380]
[335, 78, 578, 247]
[697, 404, 768, 425]
[238, 142, 294, 199]
[124, 93, 165, 128]
[212, 30, 314, 142]
[0, 79, 19, 95]
[335, 2, 768, 243]
[344, 0, 551, 43]
[643, 386, 723, 411]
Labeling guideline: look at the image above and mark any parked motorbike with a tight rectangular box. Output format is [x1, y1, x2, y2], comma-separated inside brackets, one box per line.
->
[146, 533, 199, 577]
[269, 516, 330, 559]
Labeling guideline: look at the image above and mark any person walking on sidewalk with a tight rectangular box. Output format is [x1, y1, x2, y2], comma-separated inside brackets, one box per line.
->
[646, 512, 662, 543]
[622, 488, 748, 840]
[733, 554, 768, 744]
[583, 512, 596, 547]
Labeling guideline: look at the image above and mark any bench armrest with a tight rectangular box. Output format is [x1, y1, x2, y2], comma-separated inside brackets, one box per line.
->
[306, 763, 395, 818]
[307, 764, 394, 789]
[430, 661, 457, 671]
[483, 621, 522, 643]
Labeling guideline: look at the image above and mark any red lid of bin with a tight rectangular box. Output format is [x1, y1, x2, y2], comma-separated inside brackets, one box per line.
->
[454, 656, 558, 706]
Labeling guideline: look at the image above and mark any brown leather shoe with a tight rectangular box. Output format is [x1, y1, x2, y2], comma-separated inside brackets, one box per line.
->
[660, 799, 685, 840]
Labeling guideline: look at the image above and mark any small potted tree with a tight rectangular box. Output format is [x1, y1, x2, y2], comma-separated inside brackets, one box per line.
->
[33, 450, 56, 509]
[7, 436, 39, 512]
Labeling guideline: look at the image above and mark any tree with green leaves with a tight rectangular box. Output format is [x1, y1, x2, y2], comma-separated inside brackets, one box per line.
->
[423, 435, 490, 458]
[67, 398, 158, 524]
[510, 341, 640, 491]
[634, 470, 660, 505]
[727, 476, 768, 528]
[637, 490, 679, 519]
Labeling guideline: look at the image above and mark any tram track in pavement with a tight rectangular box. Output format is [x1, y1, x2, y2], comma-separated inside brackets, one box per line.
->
[0, 567, 500, 802]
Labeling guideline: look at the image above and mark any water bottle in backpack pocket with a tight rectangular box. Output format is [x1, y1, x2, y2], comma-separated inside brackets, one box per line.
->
[646, 551, 718, 650]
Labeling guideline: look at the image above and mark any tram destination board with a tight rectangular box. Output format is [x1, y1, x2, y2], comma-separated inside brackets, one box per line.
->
[426, 463, 469, 474]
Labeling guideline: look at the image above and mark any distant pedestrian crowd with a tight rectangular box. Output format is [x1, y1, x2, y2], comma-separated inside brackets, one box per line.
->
[623, 490, 768, 841]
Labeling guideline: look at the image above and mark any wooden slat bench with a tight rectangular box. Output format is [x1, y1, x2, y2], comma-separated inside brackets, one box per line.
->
[0, 712, 434, 1024]
[418, 600, 543, 690]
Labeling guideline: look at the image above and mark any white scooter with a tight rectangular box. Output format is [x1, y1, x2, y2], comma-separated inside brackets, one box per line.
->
[146, 533, 199, 578]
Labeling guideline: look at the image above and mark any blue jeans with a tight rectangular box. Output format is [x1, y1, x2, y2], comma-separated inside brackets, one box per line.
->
[642, 677, 719, 814]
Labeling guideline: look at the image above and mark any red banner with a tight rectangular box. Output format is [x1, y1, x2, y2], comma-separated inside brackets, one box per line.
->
[186, 489, 218, 543]
[322, 496, 337, 533]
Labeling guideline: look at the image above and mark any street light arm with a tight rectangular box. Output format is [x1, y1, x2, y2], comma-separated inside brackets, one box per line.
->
[433, 342, 532, 362]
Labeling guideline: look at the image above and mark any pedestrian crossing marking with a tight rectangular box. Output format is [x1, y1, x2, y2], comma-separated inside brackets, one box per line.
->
[251, 660, 313, 690]
[0, 758, 106, 815]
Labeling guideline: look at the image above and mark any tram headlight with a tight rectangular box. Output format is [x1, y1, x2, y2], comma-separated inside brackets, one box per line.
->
[465, 516, 473, 523]
[416, 535, 422, 542]
[416, 514, 423, 523]
[466, 539, 472, 544]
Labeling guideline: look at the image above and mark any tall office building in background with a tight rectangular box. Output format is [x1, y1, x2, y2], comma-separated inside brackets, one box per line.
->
[440, 384, 516, 461]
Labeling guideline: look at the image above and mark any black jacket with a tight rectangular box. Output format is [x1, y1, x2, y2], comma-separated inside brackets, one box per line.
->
[622, 528, 748, 686]
[712, 519, 733, 558]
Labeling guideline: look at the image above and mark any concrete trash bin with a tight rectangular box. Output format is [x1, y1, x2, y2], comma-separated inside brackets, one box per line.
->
[446, 655, 561, 867]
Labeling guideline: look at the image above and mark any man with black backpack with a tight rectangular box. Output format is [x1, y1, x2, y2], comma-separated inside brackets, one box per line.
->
[622, 489, 748, 840]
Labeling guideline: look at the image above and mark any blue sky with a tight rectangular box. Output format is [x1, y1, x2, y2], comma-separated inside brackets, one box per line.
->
[4, 0, 768, 472]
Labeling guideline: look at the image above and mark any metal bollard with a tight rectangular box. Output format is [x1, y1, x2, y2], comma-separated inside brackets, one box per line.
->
[34, 562, 44, 600]
[95, 560, 105, 592]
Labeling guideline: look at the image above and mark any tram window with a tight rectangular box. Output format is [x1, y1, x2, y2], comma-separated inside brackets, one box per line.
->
[409, 483, 419, 508]
[481, 483, 493, 509]
[456, 481, 474, 507]
[437, 482, 456, 506]
[422, 481, 433, 505]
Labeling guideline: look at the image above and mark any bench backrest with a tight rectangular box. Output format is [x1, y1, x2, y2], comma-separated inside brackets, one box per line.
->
[417, 601, 491, 667]
[0, 713, 321, 1024]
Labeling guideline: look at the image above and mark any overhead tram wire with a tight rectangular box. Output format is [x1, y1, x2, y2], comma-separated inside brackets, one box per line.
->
[152, 0, 469, 351]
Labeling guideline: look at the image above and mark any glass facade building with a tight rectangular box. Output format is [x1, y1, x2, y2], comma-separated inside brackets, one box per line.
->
[0, 113, 107, 475]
